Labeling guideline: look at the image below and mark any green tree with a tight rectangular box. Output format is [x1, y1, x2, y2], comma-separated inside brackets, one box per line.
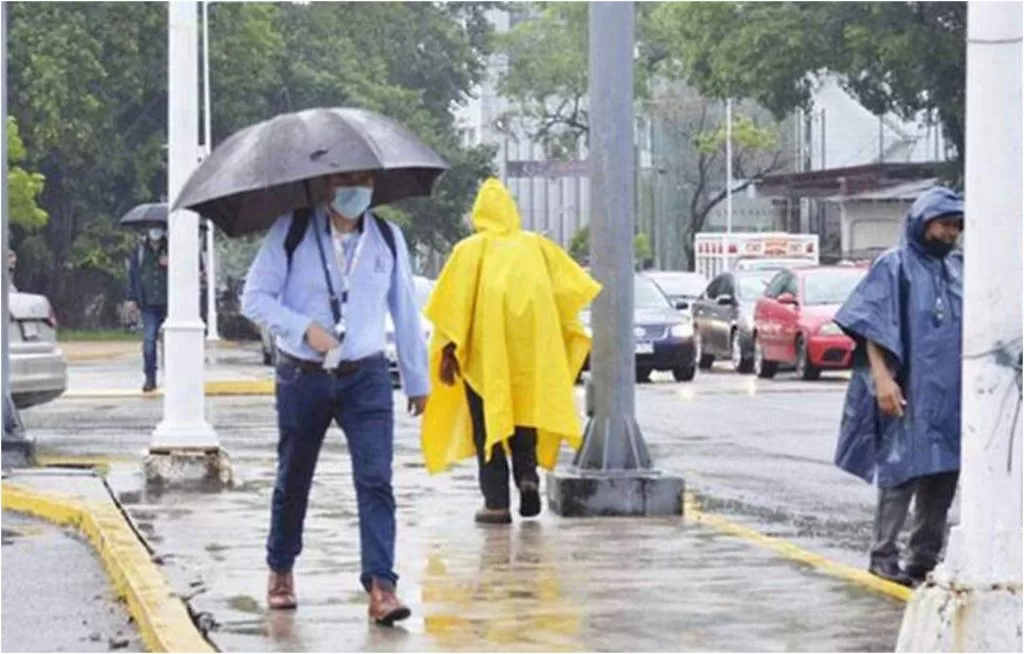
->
[568, 225, 655, 270]
[8, 2, 496, 326]
[6, 117, 48, 231]
[649, 2, 966, 170]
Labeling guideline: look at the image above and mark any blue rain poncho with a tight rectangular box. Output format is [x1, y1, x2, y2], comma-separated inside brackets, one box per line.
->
[833, 187, 964, 488]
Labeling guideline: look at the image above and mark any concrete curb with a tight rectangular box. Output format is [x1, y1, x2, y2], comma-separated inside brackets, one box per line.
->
[63, 379, 275, 399]
[683, 492, 912, 603]
[1, 482, 216, 653]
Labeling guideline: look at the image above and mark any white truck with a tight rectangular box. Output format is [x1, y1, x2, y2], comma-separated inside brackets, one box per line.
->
[693, 232, 820, 279]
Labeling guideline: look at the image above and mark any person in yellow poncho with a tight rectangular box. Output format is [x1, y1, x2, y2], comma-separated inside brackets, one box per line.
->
[421, 178, 601, 524]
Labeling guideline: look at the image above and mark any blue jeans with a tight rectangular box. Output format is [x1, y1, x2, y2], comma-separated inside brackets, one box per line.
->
[141, 305, 167, 381]
[267, 355, 397, 591]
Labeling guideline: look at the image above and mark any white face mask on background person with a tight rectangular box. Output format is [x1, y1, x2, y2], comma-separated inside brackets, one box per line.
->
[148, 227, 166, 241]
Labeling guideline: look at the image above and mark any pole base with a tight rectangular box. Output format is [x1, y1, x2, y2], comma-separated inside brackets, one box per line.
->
[546, 469, 684, 517]
[896, 569, 1022, 652]
[143, 447, 234, 490]
[2, 396, 36, 469]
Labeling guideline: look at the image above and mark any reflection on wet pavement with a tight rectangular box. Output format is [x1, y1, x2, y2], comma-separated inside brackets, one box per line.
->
[111, 418, 904, 653]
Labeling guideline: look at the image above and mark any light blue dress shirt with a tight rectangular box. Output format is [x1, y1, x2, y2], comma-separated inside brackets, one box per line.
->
[242, 206, 430, 398]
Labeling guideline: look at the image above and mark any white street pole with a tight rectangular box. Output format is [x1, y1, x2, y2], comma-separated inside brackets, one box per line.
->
[151, 0, 219, 451]
[725, 97, 733, 236]
[201, 0, 219, 341]
[897, 2, 1022, 651]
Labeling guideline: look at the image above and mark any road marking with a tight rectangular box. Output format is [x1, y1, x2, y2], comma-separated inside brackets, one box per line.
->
[64, 379, 275, 399]
[683, 492, 912, 603]
[1, 482, 215, 652]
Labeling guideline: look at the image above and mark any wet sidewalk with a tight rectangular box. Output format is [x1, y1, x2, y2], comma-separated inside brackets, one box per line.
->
[103, 414, 905, 652]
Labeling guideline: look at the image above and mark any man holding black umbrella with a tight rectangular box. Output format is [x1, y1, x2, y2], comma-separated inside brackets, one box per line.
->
[242, 169, 428, 626]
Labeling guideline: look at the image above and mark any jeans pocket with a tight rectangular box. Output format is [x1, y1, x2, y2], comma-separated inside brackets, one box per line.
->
[275, 362, 301, 386]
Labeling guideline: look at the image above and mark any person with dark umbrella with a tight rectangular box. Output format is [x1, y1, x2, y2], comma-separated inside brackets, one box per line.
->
[175, 107, 447, 627]
[126, 225, 169, 392]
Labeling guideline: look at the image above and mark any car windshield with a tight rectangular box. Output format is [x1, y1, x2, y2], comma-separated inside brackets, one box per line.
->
[635, 275, 672, 309]
[650, 274, 706, 298]
[735, 272, 775, 300]
[802, 270, 867, 306]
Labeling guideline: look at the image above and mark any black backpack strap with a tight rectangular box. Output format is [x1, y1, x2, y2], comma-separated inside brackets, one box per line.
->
[372, 213, 397, 263]
[284, 208, 312, 272]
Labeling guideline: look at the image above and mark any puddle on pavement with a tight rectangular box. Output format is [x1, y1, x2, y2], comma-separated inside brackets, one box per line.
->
[226, 595, 263, 615]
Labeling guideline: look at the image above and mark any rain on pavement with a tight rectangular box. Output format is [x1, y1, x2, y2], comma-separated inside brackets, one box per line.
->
[18, 346, 909, 652]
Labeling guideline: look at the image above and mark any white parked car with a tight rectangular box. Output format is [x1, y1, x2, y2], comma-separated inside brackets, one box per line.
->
[9, 290, 68, 408]
[386, 276, 434, 388]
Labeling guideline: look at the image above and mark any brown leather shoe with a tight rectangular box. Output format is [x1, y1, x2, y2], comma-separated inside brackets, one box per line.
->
[368, 579, 410, 626]
[474, 507, 512, 525]
[267, 571, 297, 610]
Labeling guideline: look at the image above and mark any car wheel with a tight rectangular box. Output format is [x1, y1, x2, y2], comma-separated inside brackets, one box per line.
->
[754, 334, 777, 379]
[731, 330, 754, 374]
[673, 365, 696, 382]
[795, 336, 821, 381]
[696, 332, 715, 370]
[636, 367, 652, 383]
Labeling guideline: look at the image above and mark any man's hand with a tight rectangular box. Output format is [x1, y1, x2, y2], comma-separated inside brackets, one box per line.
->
[158, 255, 169, 268]
[305, 323, 339, 354]
[408, 396, 427, 417]
[866, 340, 906, 418]
[875, 375, 907, 418]
[439, 344, 460, 386]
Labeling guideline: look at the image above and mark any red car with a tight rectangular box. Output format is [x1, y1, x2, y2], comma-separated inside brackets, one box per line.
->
[752, 266, 867, 380]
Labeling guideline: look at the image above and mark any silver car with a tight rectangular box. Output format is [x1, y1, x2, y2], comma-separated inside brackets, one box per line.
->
[9, 290, 68, 408]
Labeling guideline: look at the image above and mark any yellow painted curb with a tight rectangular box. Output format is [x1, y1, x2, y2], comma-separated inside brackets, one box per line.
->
[683, 492, 912, 603]
[63, 379, 275, 399]
[1, 482, 216, 653]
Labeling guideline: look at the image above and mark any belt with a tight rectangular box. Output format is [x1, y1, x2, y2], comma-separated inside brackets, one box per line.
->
[278, 351, 384, 377]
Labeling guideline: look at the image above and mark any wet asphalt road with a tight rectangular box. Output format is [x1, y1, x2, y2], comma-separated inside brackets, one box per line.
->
[1, 511, 144, 653]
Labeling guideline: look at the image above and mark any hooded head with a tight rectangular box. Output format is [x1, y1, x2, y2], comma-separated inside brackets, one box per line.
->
[470, 178, 522, 235]
[902, 186, 964, 259]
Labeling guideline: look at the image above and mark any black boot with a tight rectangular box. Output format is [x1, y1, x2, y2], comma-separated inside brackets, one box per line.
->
[868, 560, 914, 587]
[143, 378, 157, 393]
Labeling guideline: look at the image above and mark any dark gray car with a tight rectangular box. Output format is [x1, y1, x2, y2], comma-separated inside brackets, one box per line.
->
[691, 269, 776, 373]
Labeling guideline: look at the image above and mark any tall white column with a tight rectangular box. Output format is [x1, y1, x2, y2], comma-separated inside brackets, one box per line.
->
[897, 2, 1022, 651]
[202, 0, 219, 341]
[151, 0, 219, 451]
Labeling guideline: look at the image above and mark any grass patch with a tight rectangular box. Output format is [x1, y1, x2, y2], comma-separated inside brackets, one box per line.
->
[59, 329, 140, 342]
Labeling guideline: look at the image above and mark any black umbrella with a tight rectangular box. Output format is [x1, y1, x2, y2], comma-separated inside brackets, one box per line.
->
[118, 202, 208, 231]
[172, 107, 448, 237]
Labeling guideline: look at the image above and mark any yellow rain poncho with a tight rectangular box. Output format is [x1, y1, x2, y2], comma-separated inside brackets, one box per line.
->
[421, 178, 601, 473]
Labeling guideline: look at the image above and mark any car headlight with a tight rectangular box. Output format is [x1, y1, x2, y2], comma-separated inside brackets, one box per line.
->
[670, 322, 694, 338]
[819, 322, 843, 336]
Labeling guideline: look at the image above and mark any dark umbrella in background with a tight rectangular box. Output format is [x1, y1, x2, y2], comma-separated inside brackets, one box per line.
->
[119, 202, 208, 231]
[172, 107, 449, 237]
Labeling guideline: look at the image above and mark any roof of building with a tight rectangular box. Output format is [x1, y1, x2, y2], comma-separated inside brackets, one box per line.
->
[825, 178, 938, 203]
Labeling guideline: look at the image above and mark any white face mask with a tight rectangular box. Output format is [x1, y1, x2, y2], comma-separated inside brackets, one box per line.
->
[148, 227, 166, 241]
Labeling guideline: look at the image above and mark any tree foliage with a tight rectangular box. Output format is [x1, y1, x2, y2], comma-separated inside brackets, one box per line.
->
[7, 2, 496, 326]
[6, 117, 48, 231]
[568, 225, 655, 270]
[650, 2, 966, 166]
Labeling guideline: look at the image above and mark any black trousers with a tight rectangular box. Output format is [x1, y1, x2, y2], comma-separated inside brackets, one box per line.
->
[465, 384, 539, 511]
[871, 471, 959, 572]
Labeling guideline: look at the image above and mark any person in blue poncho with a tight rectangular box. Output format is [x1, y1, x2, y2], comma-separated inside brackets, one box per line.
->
[833, 186, 964, 588]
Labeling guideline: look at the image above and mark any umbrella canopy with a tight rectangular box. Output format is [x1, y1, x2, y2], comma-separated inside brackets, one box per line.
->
[118, 202, 208, 231]
[172, 107, 448, 237]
